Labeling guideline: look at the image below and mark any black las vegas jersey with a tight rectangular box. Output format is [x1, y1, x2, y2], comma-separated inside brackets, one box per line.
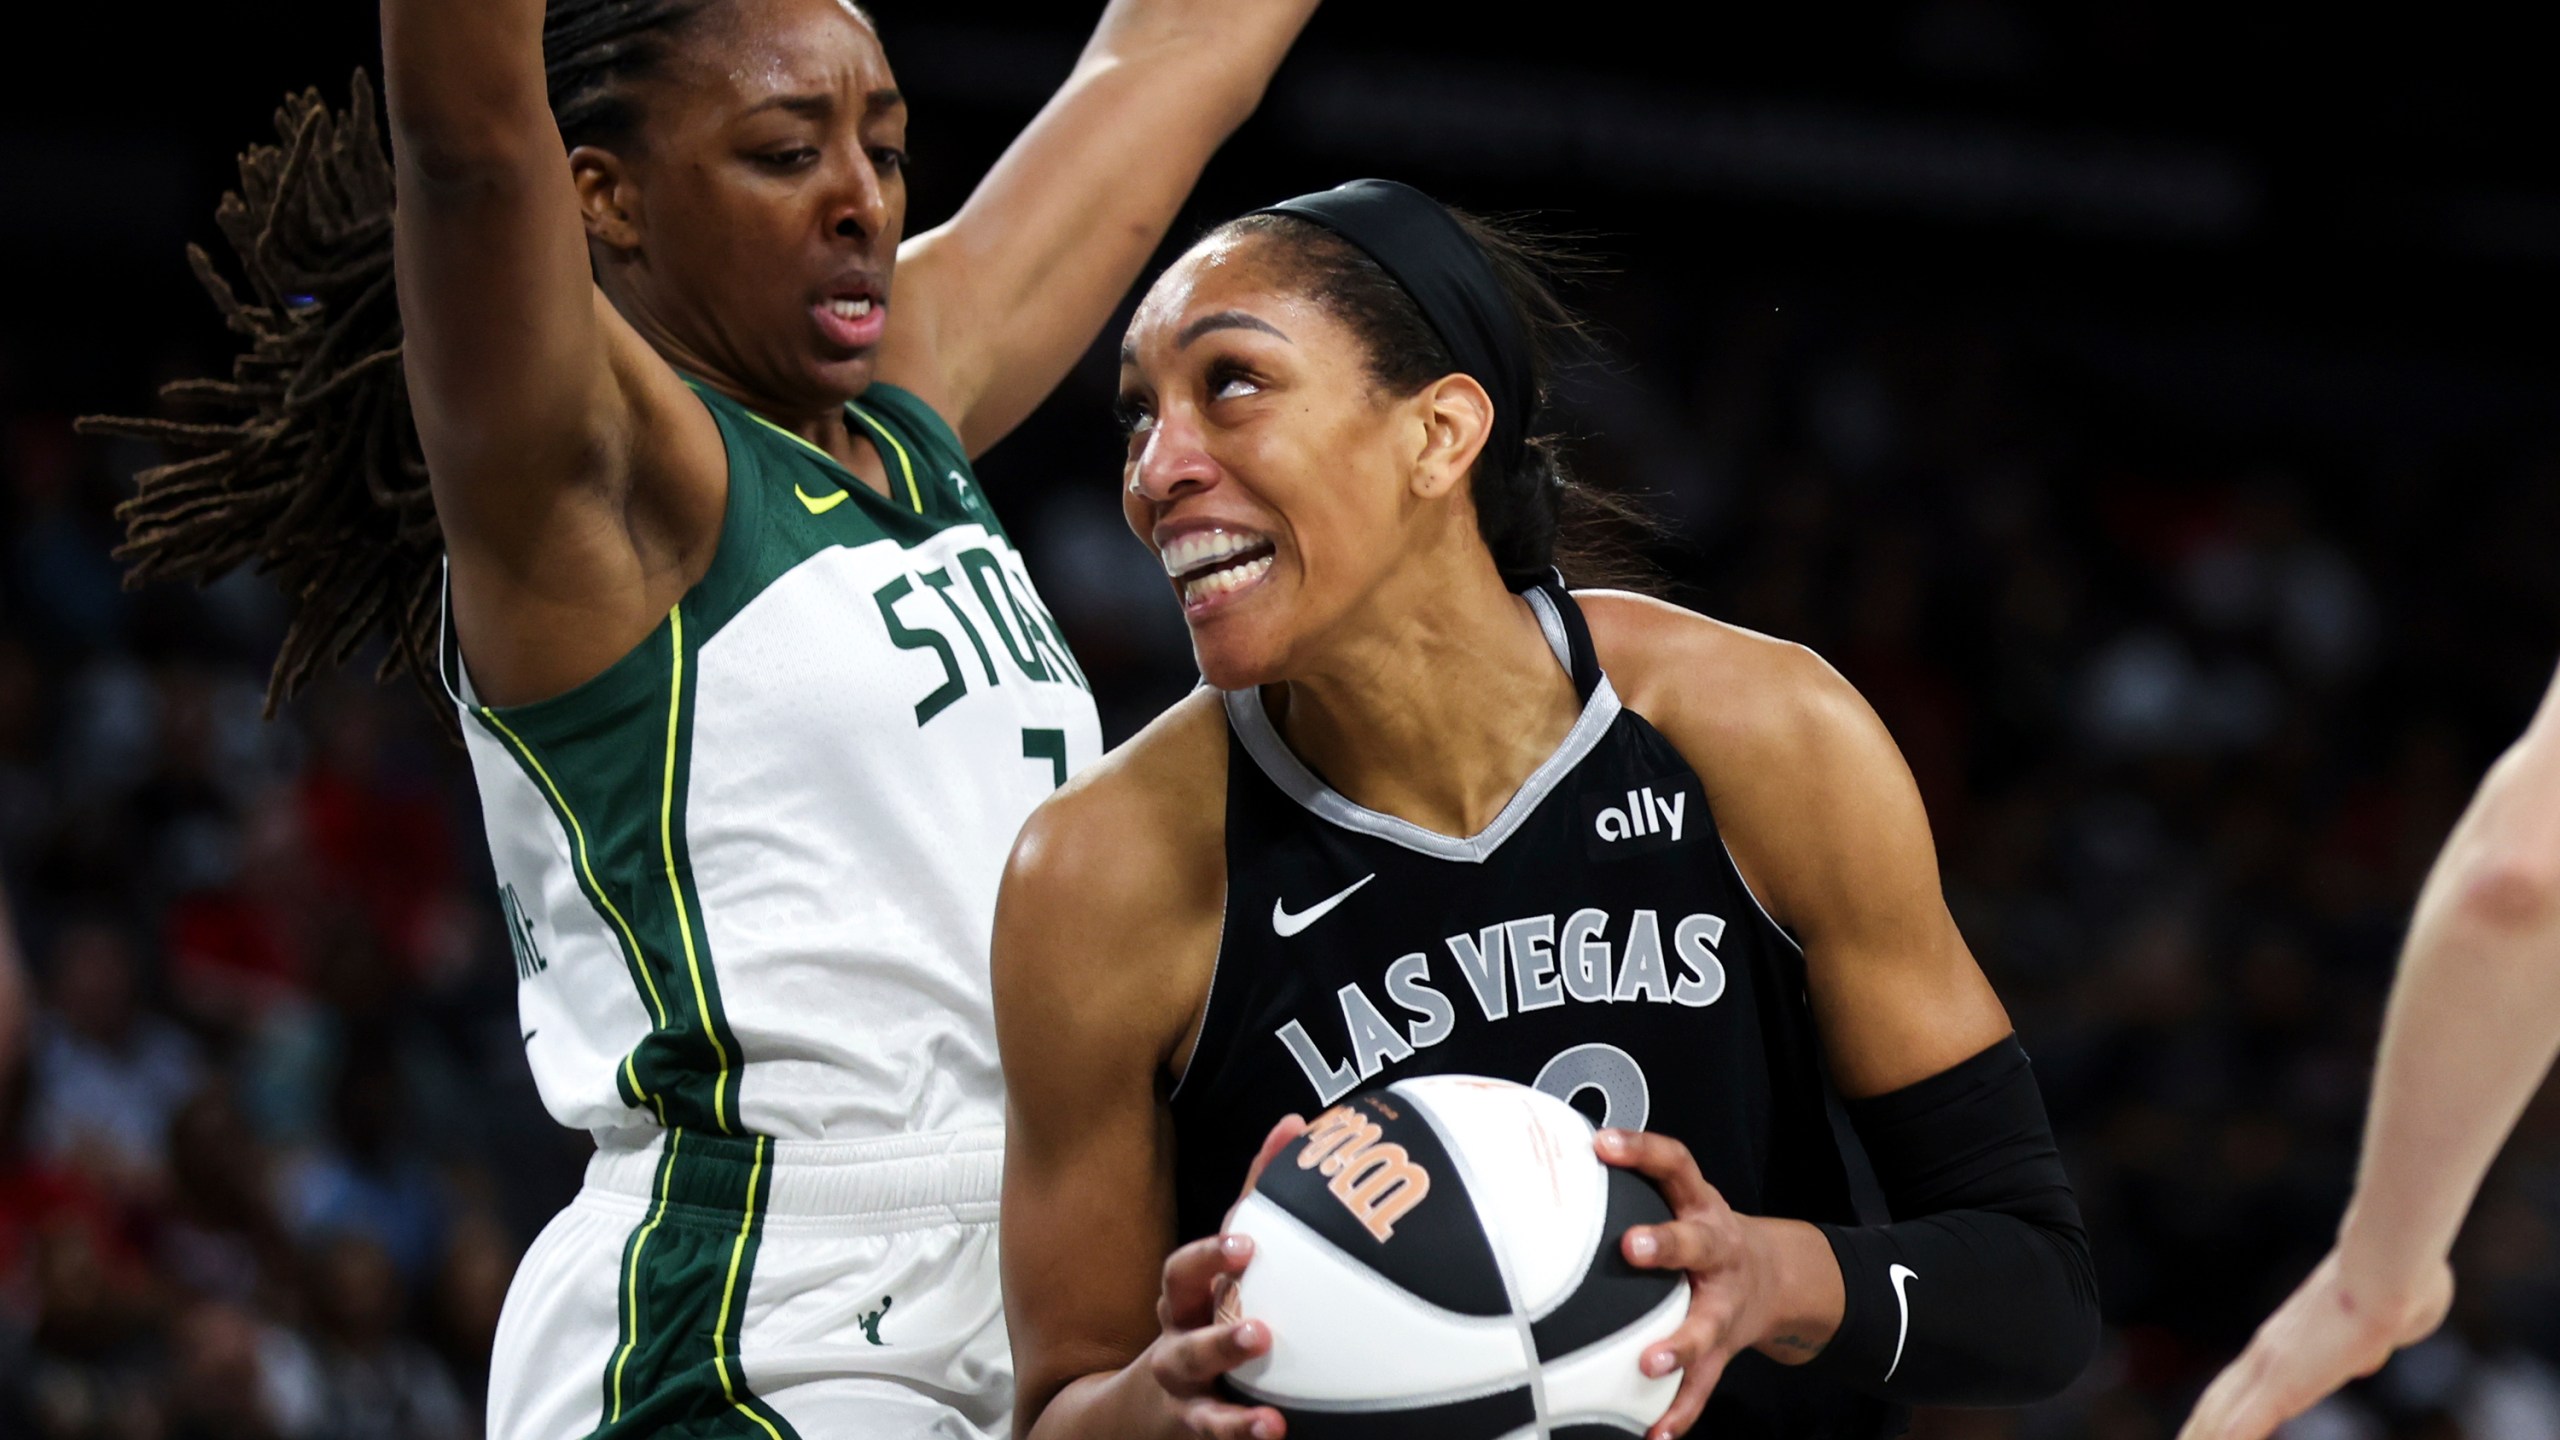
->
[1171, 584, 1900, 1439]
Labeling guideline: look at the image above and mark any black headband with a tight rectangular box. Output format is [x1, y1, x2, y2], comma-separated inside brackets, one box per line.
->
[1253, 178, 1534, 478]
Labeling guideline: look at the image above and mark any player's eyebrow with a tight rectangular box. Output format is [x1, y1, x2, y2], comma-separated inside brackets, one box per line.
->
[744, 92, 835, 120]
[742, 88, 902, 120]
[1178, 311, 1291, 349]
[1123, 311, 1291, 365]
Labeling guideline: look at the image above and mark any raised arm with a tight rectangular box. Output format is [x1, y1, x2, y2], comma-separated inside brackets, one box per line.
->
[386, 0, 623, 509]
[878, 0, 1321, 456]
[381, 0, 718, 699]
[2181, 661, 2560, 1440]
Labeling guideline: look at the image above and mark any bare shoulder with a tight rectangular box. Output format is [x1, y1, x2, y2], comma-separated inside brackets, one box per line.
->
[995, 688, 1230, 1035]
[1009, 688, 1228, 897]
[1574, 589, 1883, 782]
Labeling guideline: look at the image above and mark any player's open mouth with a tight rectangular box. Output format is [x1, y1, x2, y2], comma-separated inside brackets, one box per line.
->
[812, 289, 887, 349]
[1162, 527, 1276, 614]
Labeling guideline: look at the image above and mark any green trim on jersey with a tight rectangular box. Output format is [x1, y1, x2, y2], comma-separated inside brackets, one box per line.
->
[467, 610, 741, 1133]
[465, 379, 1007, 1133]
[593, 1130, 803, 1440]
[459, 380, 1068, 1440]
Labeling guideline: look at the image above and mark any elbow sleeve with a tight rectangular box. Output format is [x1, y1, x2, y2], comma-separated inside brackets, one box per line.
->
[1803, 1035, 2100, 1407]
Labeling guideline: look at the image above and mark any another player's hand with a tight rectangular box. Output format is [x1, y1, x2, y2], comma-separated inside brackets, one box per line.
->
[1599, 1127, 1826, 1440]
[2177, 1249, 2453, 1440]
[1140, 1114, 1309, 1440]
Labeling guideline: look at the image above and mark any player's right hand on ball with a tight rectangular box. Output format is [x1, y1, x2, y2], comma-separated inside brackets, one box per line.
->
[1143, 1115, 1309, 1440]
[2176, 1249, 2453, 1440]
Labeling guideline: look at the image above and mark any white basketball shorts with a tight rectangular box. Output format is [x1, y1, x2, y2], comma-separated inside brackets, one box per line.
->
[487, 1126, 1010, 1440]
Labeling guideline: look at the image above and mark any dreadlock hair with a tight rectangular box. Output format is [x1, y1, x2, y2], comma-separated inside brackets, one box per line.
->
[1210, 209, 1668, 596]
[77, 0, 723, 731]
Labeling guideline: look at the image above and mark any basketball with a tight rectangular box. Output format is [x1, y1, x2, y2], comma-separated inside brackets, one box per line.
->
[1222, 1074, 1686, 1437]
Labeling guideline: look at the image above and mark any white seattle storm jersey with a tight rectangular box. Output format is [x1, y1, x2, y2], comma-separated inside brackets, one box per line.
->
[451, 382, 1101, 1144]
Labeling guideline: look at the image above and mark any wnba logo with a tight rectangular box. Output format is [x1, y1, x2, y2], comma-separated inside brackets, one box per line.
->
[1299, 1104, 1432, 1241]
[1592, 785, 1686, 844]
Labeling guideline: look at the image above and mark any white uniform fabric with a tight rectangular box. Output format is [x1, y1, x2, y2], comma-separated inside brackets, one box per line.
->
[488, 1130, 1010, 1440]
[459, 507, 1101, 1142]
[452, 383, 1098, 1438]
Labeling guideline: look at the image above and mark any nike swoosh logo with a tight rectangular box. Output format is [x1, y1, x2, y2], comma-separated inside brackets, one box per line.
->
[521, 1029, 538, 1046]
[796, 483, 849, 515]
[1271, 873, 1375, 937]
[1884, 1263, 1917, 1382]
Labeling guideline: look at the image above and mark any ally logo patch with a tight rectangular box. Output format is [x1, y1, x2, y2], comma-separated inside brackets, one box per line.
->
[1582, 774, 1703, 861]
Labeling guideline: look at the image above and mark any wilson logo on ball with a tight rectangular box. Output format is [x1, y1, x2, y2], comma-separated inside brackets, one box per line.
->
[1298, 1104, 1432, 1241]
[1225, 1076, 1686, 1434]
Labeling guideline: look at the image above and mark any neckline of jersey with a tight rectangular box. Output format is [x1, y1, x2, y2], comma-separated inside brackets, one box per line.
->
[1222, 587, 1625, 865]
[684, 378, 925, 514]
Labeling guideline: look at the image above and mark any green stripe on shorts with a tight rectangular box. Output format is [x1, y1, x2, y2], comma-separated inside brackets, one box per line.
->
[592, 1131, 802, 1440]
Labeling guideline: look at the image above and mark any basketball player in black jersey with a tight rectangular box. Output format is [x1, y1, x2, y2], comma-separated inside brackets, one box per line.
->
[994, 181, 2100, 1440]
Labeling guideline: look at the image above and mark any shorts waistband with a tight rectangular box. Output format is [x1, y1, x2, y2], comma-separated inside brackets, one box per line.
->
[584, 1124, 1003, 1222]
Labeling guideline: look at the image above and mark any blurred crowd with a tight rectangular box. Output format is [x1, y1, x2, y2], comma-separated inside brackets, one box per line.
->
[0, 407, 581, 1434]
[4, 251, 2556, 1440]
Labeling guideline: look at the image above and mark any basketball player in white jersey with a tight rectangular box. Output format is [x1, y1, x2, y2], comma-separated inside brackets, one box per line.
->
[85, 1, 1319, 1435]
[2181, 661, 2560, 1440]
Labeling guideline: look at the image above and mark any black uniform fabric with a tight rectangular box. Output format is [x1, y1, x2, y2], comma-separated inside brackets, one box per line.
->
[1170, 583, 1902, 1440]
[1806, 1036, 2100, 1406]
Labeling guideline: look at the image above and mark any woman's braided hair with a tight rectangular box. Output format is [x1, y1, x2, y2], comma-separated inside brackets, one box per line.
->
[77, 0, 718, 726]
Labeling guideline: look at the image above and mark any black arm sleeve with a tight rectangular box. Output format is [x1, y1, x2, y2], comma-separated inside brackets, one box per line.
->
[1799, 1034, 2099, 1407]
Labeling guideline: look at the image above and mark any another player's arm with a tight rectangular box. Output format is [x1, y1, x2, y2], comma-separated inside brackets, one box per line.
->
[381, 0, 717, 683]
[1584, 592, 2097, 1431]
[876, 0, 1321, 457]
[2180, 661, 2560, 1440]
[997, 701, 1284, 1440]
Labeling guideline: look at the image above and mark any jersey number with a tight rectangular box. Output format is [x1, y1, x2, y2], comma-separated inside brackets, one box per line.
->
[1023, 728, 1067, 789]
[1534, 1042, 1652, 1133]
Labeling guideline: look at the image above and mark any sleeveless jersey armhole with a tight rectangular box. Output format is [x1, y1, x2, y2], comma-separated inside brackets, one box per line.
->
[1165, 895, 1230, 1104]
[1168, 696, 1239, 1104]
[455, 382, 754, 738]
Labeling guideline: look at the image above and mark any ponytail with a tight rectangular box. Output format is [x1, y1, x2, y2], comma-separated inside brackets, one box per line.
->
[78, 74, 439, 723]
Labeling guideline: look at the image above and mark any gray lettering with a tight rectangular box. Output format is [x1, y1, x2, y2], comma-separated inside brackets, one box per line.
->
[1339, 982, 1417, 1080]
[1560, 907, 1614, 1003]
[1446, 926, 1510, 1021]
[1672, 913, 1729, 1008]
[1615, 909, 1673, 1003]
[1384, 953, 1456, 1050]
[1509, 914, 1563, 1013]
[1277, 1020, 1359, 1104]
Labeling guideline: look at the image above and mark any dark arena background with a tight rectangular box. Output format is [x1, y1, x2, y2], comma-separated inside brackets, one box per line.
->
[4, 4, 2556, 1437]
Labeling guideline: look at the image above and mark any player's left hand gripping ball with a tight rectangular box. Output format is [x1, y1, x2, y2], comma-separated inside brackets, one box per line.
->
[1600, 1127, 1833, 1440]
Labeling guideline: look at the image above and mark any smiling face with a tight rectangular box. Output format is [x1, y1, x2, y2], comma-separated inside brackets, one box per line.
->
[1117, 233, 1495, 689]
[576, 0, 907, 413]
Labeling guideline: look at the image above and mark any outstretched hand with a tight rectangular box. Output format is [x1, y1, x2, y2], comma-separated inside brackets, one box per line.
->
[2177, 1250, 2453, 1440]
